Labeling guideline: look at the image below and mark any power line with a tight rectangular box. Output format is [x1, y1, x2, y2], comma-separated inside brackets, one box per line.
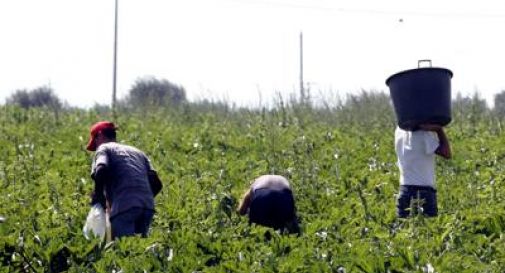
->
[225, 0, 334, 11]
[223, 0, 505, 19]
[335, 7, 505, 19]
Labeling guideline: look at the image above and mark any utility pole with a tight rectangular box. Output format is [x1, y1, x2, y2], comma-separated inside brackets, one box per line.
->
[112, 0, 119, 119]
[299, 32, 304, 103]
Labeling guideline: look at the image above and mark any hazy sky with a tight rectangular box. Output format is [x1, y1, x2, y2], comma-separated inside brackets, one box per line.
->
[1, 0, 504, 107]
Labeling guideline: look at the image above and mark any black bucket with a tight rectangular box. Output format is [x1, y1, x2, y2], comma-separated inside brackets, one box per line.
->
[386, 60, 453, 130]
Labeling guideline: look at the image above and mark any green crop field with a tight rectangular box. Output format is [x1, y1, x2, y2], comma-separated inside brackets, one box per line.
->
[1, 101, 505, 272]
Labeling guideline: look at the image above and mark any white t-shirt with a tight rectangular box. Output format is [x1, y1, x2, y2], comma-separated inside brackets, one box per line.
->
[395, 127, 440, 188]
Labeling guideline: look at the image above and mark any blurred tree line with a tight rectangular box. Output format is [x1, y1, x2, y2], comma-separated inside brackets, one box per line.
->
[3, 76, 505, 125]
[4, 76, 187, 111]
[120, 76, 187, 109]
[6, 86, 62, 110]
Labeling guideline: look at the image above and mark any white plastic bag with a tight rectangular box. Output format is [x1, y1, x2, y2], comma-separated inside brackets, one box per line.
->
[83, 204, 107, 240]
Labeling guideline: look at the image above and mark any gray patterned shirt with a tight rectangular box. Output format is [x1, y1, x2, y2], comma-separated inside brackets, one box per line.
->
[91, 142, 155, 218]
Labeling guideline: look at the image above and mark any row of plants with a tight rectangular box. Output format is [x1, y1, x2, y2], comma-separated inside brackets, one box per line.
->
[1, 105, 505, 272]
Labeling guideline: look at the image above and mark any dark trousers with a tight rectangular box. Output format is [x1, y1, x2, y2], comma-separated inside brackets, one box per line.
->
[110, 208, 154, 239]
[397, 185, 438, 218]
[249, 188, 298, 233]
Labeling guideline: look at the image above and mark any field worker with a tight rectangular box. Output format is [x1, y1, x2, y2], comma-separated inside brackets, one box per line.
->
[395, 124, 451, 218]
[86, 121, 163, 239]
[238, 175, 300, 234]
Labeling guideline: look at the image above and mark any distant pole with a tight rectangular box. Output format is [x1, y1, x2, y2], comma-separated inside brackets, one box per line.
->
[112, 0, 119, 118]
[299, 32, 304, 103]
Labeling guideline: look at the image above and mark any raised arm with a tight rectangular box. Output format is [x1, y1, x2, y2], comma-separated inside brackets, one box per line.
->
[419, 124, 452, 159]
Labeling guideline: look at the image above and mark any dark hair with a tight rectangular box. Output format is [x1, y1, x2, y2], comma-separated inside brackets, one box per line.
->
[101, 127, 117, 140]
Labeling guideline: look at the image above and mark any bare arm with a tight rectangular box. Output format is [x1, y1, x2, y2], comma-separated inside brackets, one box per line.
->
[91, 164, 108, 207]
[419, 124, 452, 159]
[237, 188, 252, 215]
[148, 170, 163, 197]
[434, 128, 451, 159]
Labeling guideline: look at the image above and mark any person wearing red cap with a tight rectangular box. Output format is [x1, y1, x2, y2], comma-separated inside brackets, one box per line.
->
[87, 121, 162, 239]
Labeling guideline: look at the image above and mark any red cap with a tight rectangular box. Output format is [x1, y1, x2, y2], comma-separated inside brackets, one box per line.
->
[86, 121, 117, 151]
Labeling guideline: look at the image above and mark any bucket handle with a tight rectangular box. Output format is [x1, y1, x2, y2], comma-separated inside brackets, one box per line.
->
[418, 59, 432, 68]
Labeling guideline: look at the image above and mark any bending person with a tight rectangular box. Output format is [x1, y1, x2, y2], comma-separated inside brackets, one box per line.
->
[238, 175, 300, 234]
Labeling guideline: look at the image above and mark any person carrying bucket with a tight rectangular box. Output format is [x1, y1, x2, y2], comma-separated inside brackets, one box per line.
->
[387, 60, 453, 218]
[394, 124, 451, 217]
